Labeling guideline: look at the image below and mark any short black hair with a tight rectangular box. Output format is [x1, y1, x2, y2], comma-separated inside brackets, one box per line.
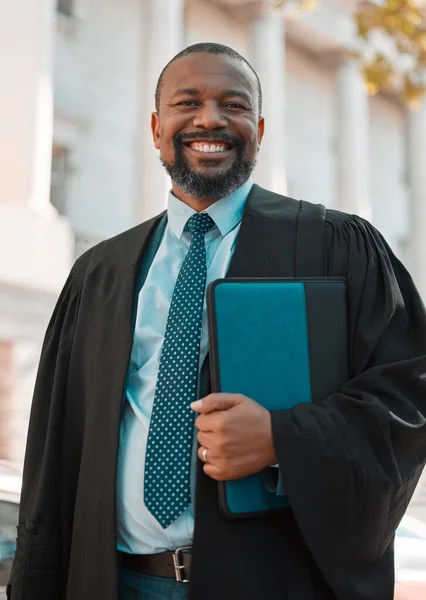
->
[155, 42, 262, 116]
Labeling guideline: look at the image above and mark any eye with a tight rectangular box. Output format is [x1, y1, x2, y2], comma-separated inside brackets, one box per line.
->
[223, 103, 247, 109]
[176, 101, 198, 107]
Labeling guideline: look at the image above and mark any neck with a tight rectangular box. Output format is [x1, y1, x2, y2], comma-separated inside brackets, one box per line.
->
[171, 183, 221, 212]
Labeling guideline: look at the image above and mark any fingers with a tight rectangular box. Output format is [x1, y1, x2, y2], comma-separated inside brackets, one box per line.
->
[196, 432, 219, 463]
[196, 445, 233, 481]
[194, 412, 219, 433]
[191, 393, 243, 414]
[197, 430, 214, 447]
[202, 462, 235, 481]
[197, 445, 210, 464]
[202, 463, 224, 480]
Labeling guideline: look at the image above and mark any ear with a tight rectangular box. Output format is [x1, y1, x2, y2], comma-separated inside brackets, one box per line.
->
[257, 117, 265, 150]
[151, 112, 161, 150]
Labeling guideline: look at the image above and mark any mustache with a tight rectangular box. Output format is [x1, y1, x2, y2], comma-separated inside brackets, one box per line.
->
[174, 131, 243, 149]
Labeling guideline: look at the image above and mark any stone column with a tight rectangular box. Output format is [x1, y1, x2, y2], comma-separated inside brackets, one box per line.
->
[139, 0, 185, 222]
[407, 104, 426, 523]
[0, 0, 56, 215]
[250, 11, 287, 194]
[0, 341, 14, 460]
[336, 60, 372, 220]
[407, 101, 426, 301]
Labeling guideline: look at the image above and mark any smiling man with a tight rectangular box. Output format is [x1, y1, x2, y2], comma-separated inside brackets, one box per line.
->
[154, 46, 263, 208]
[8, 43, 426, 600]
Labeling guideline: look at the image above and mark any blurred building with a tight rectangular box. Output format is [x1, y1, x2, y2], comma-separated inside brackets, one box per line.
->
[0, 0, 425, 517]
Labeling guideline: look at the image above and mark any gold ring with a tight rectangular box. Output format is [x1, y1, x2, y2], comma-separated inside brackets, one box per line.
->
[202, 447, 208, 463]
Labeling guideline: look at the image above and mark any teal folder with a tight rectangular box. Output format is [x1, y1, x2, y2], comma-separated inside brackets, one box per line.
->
[207, 278, 348, 519]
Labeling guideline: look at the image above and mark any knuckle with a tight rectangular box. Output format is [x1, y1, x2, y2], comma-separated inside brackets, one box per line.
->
[216, 440, 226, 454]
[215, 416, 227, 433]
[215, 437, 230, 457]
[216, 437, 224, 450]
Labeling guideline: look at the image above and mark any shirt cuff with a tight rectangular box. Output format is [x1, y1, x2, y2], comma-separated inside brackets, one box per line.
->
[262, 465, 286, 496]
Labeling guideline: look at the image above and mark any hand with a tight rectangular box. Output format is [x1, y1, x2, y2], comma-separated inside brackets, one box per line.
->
[191, 393, 277, 481]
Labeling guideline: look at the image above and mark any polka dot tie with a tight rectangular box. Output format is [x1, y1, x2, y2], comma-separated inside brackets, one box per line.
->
[144, 212, 215, 528]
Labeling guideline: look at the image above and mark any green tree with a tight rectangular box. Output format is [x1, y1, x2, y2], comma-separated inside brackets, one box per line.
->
[269, 0, 426, 107]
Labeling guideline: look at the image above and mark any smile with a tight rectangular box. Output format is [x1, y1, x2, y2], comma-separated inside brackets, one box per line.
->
[187, 142, 229, 153]
[183, 141, 235, 160]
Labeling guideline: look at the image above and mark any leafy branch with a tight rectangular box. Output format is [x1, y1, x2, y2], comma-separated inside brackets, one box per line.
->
[268, 0, 426, 106]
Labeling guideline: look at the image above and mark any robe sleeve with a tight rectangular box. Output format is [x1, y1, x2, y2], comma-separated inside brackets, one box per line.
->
[270, 213, 426, 595]
[8, 250, 92, 600]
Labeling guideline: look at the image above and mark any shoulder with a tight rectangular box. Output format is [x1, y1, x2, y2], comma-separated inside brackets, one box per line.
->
[255, 185, 384, 245]
[321, 208, 396, 281]
[72, 213, 166, 279]
[324, 208, 385, 250]
[253, 185, 378, 239]
[325, 208, 364, 227]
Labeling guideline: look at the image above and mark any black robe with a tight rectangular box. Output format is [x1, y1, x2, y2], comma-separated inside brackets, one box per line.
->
[8, 185, 426, 600]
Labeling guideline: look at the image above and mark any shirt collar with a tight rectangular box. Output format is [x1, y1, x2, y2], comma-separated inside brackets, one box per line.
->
[167, 179, 253, 240]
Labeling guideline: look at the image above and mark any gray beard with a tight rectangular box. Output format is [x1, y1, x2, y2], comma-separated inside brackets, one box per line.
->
[160, 141, 255, 201]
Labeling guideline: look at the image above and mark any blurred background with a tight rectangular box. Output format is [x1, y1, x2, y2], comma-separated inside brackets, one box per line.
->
[0, 0, 426, 597]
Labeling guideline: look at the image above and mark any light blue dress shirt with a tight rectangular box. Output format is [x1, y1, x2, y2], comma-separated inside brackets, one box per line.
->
[116, 180, 253, 554]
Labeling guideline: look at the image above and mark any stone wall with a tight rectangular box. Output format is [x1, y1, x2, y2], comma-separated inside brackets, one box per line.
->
[53, 0, 145, 238]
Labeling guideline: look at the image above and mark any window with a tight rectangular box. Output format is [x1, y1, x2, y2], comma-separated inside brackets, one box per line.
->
[57, 0, 74, 17]
[50, 144, 71, 216]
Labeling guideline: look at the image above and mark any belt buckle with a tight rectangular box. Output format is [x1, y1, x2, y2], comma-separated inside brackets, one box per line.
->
[172, 545, 191, 583]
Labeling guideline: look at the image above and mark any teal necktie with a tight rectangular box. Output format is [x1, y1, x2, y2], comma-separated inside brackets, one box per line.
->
[144, 212, 215, 528]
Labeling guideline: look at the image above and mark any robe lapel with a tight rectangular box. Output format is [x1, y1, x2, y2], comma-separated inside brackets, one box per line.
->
[99, 212, 167, 430]
[99, 213, 168, 475]
[226, 184, 300, 278]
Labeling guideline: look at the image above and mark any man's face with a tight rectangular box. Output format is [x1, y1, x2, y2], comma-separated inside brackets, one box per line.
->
[152, 53, 264, 201]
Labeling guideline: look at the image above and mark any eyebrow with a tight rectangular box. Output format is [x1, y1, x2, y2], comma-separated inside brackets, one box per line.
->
[172, 88, 253, 105]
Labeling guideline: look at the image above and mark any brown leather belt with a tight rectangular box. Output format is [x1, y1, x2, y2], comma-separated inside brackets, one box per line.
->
[119, 546, 192, 583]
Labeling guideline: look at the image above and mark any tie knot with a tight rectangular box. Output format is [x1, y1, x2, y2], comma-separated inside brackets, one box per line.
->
[186, 212, 215, 235]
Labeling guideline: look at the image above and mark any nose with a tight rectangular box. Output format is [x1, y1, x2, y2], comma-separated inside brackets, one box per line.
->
[192, 101, 227, 130]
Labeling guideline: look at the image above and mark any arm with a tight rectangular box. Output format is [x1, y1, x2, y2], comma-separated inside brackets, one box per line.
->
[8, 253, 90, 600]
[271, 215, 426, 595]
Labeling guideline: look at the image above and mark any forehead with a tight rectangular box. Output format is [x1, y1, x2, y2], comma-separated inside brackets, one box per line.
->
[161, 53, 257, 102]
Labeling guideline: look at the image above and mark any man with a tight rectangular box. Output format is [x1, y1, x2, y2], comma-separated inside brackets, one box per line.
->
[8, 43, 426, 600]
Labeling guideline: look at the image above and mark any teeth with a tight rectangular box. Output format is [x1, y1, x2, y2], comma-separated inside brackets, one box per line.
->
[190, 143, 226, 153]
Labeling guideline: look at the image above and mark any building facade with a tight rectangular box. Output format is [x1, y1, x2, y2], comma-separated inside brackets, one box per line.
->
[0, 0, 425, 516]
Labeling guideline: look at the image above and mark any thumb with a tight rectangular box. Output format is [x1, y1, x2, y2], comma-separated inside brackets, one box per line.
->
[191, 393, 242, 414]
